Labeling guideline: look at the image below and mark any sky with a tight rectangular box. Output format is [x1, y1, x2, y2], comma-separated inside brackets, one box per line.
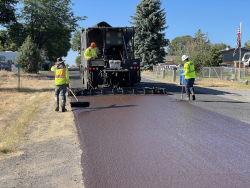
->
[61, 0, 250, 66]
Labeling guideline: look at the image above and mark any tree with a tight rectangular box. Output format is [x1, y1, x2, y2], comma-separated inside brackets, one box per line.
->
[0, 0, 18, 26]
[244, 40, 250, 50]
[0, 22, 27, 51]
[175, 29, 212, 73]
[71, 30, 81, 51]
[75, 56, 81, 66]
[213, 43, 230, 51]
[167, 35, 192, 55]
[18, 0, 86, 61]
[16, 36, 40, 73]
[130, 0, 169, 70]
[209, 45, 222, 66]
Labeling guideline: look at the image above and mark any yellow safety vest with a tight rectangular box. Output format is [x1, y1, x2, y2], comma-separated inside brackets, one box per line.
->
[84, 47, 97, 60]
[51, 66, 69, 85]
[183, 61, 196, 79]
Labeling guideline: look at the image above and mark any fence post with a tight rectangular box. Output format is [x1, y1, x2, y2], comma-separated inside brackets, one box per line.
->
[162, 69, 165, 79]
[239, 68, 241, 82]
[172, 69, 176, 82]
[220, 66, 222, 80]
[157, 66, 160, 75]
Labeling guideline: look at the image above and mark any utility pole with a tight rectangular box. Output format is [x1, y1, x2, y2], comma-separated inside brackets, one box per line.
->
[239, 22, 242, 68]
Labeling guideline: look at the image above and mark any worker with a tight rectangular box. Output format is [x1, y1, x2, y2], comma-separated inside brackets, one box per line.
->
[51, 58, 70, 112]
[182, 55, 196, 100]
[84, 42, 98, 60]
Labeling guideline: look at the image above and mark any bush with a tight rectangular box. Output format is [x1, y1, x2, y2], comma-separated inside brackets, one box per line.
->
[16, 36, 40, 73]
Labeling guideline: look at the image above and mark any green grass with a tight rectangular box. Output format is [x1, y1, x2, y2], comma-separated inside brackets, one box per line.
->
[241, 76, 250, 80]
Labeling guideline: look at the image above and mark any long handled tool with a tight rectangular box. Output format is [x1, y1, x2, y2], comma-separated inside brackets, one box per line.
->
[181, 76, 184, 100]
[172, 72, 187, 102]
[69, 88, 90, 108]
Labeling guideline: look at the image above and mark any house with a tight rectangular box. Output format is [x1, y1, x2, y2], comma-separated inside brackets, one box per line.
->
[220, 48, 250, 67]
[164, 55, 176, 64]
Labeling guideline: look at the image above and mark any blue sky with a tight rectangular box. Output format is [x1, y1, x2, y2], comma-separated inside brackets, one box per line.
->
[63, 0, 250, 65]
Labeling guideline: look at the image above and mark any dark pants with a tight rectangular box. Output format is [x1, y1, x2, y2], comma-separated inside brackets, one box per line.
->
[55, 84, 67, 102]
[185, 78, 195, 91]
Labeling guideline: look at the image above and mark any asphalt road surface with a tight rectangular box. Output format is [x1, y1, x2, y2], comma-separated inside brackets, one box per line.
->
[69, 69, 250, 188]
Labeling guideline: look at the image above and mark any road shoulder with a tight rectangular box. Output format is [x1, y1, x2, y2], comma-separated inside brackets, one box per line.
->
[0, 73, 84, 188]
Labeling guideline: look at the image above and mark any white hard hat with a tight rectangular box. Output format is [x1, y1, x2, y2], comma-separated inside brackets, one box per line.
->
[182, 55, 189, 62]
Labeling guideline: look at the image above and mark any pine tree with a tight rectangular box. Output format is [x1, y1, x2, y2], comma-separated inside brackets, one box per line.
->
[130, 0, 169, 70]
[16, 36, 40, 73]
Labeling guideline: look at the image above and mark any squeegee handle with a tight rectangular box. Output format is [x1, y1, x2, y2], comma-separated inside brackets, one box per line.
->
[69, 88, 79, 102]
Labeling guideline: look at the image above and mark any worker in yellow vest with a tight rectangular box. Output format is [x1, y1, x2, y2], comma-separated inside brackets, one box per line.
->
[84, 42, 98, 60]
[182, 55, 196, 101]
[51, 58, 70, 112]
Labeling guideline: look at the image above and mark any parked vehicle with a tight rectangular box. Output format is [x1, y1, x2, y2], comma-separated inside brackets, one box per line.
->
[242, 52, 250, 66]
[0, 51, 18, 71]
[219, 63, 234, 68]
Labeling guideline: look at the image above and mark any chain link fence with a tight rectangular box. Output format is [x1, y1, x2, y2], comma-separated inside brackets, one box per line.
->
[152, 66, 183, 83]
[201, 67, 250, 82]
[151, 66, 250, 84]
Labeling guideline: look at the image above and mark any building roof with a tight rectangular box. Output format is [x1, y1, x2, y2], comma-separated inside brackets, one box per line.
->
[164, 55, 176, 62]
[219, 48, 250, 53]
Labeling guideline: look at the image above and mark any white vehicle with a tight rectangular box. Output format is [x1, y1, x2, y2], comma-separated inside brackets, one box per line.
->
[0, 51, 19, 64]
[242, 52, 250, 66]
[0, 51, 19, 71]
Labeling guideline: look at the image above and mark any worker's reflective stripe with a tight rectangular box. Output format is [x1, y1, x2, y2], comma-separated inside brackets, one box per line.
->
[88, 47, 97, 57]
[54, 68, 66, 78]
[89, 48, 92, 57]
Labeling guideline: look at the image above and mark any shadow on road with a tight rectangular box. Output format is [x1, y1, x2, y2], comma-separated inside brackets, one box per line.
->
[72, 104, 137, 112]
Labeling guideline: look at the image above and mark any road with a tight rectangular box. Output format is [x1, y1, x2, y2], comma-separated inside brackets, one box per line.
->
[69, 69, 250, 188]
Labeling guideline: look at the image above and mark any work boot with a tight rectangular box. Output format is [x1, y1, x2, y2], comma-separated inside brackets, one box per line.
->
[62, 100, 67, 112]
[185, 90, 190, 101]
[55, 97, 59, 111]
[190, 88, 196, 101]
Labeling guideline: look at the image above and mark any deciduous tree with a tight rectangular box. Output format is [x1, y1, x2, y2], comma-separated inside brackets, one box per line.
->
[18, 0, 86, 60]
[75, 56, 81, 66]
[0, 0, 18, 26]
[167, 35, 192, 55]
[244, 40, 250, 50]
[175, 29, 212, 73]
[71, 30, 81, 52]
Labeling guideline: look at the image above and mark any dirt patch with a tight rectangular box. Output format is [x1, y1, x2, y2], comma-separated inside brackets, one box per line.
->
[0, 70, 84, 187]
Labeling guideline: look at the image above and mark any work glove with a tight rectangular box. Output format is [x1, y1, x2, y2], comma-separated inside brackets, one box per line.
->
[66, 83, 69, 88]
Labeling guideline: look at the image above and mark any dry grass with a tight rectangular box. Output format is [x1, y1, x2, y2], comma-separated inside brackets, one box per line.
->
[0, 70, 55, 155]
[141, 71, 250, 91]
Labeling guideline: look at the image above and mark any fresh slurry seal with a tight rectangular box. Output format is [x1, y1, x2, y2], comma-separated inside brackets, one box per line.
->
[73, 94, 250, 188]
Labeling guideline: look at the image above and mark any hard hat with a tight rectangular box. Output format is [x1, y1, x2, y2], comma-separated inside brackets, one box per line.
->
[182, 55, 189, 62]
[91, 42, 97, 47]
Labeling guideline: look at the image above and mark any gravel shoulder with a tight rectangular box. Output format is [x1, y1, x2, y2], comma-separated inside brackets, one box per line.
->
[0, 73, 84, 188]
